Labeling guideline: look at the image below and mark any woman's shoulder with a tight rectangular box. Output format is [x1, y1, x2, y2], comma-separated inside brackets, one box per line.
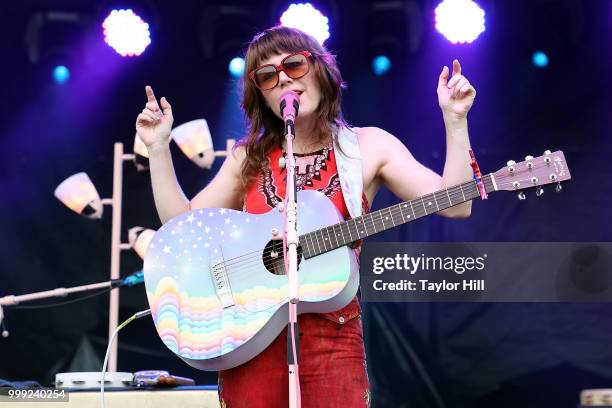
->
[228, 143, 247, 164]
[349, 126, 401, 150]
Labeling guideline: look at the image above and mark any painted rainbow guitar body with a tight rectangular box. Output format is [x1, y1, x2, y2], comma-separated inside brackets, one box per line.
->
[144, 190, 359, 371]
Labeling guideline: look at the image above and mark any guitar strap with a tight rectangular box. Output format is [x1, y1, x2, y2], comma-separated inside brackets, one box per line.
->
[333, 126, 363, 219]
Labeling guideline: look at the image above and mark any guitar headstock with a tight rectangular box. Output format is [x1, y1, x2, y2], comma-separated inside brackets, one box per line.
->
[492, 150, 571, 198]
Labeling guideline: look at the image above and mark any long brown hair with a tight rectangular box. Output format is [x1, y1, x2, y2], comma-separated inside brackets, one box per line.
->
[238, 26, 347, 189]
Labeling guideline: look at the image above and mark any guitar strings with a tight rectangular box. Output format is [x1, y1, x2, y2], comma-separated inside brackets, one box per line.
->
[214, 181, 486, 277]
[219, 171, 556, 278]
[159, 183, 478, 283]
[174, 170, 553, 280]
[215, 163, 558, 272]
[219, 177, 500, 276]
[229, 180, 477, 264]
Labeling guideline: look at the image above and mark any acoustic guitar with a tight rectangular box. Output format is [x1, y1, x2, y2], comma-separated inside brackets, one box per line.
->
[143, 150, 571, 370]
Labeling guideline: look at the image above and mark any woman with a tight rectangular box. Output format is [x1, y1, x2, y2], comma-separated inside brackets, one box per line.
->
[136, 26, 475, 408]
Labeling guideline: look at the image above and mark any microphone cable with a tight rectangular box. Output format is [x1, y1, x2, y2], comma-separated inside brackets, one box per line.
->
[100, 308, 152, 408]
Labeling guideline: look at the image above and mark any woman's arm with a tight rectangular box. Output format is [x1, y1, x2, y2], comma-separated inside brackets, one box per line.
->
[189, 146, 246, 212]
[362, 127, 471, 218]
[146, 142, 190, 224]
[439, 116, 472, 217]
[137, 86, 244, 225]
[360, 60, 476, 218]
[149, 141, 244, 224]
[435, 59, 476, 217]
[147, 142, 245, 224]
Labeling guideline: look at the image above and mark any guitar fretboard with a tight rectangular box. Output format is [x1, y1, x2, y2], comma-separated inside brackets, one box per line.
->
[299, 174, 494, 259]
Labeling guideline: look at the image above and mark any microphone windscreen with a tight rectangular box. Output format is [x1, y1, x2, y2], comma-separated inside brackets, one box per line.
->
[279, 91, 300, 121]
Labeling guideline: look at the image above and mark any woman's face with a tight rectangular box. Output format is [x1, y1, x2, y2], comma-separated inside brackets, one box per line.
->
[256, 52, 322, 123]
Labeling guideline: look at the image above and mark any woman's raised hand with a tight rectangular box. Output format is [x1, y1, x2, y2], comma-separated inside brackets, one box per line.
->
[437, 59, 476, 121]
[136, 85, 174, 149]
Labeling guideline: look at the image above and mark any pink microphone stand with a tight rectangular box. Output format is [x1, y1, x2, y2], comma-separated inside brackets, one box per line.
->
[280, 90, 302, 408]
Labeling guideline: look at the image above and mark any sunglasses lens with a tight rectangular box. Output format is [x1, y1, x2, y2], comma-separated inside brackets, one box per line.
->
[251, 53, 310, 90]
[253, 65, 278, 90]
[283, 54, 309, 79]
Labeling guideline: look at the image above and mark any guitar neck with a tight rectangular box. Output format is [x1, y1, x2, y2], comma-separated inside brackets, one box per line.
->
[300, 174, 495, 259]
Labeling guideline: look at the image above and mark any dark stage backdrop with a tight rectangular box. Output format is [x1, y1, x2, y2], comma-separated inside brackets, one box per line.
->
[0, 1, 610, 407]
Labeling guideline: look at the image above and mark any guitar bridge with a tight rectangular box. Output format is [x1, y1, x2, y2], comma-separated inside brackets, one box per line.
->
[210, 253, 235, 308]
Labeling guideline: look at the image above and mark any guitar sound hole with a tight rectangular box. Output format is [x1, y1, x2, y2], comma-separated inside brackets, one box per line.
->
[262, 239, 303, 275]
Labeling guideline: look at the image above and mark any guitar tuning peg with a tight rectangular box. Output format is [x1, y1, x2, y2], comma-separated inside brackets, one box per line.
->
[536, 187, 544, 197]
[518, 191, 526, 200]
[555, 182, 563, 193]
[544, 150, 551, 155]
[507, 160, 516, 174]
[525, 155, 534, 161]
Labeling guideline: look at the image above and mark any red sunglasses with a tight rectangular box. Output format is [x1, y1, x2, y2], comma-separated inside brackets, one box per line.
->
[249, 51, 312, 91]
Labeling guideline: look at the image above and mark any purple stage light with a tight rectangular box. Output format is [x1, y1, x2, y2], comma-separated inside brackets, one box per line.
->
[280, 3, 330, 45]
[435, 0, 485, 44]
[102, 9, 151, 57]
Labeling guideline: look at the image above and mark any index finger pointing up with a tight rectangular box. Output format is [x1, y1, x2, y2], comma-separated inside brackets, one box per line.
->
[452, 59, 461, 76]
[145, 85, 158, 104]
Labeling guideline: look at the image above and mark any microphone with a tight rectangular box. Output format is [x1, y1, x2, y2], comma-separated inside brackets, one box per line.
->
[122, 270, 144, 287]
[111, 270, 145, 288]
[279, 91, 300, 125]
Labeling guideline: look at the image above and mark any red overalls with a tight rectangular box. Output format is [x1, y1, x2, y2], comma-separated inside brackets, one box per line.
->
[218, 143, 371, 408]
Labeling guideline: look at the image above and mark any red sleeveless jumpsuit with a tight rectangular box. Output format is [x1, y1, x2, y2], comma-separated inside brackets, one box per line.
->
[218, 143, 371, 408]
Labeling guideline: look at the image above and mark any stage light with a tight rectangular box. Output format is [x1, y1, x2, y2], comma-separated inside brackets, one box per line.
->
[366, 1, 423, 74]
[54, 142, 149, 372]
[372, 55, 392, 76]
[435, 0, 485, 44]
[171, 119, 214, 169]
[527, 2, 585, 67]
[532, 51, 549, 68]
[171, 119, 236, 169]
[127, 227, 155, 259]
[280, 3, 330, 45]
[199, 5, 254, 59]
[228, 57, 245, 77]
[54, 172, 103, 219]
[25, 10, 86, 85]
[102, 9, 151, 56]
[53, 65, 70, 84]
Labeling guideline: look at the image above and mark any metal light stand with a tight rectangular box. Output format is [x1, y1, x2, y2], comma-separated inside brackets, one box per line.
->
[105, 136, 234, 371]
[61, 137, 234, 372]
[103, 142, 136, 372]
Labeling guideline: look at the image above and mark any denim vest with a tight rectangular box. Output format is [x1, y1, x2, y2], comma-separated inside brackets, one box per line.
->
[333, 127, 363, 219]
